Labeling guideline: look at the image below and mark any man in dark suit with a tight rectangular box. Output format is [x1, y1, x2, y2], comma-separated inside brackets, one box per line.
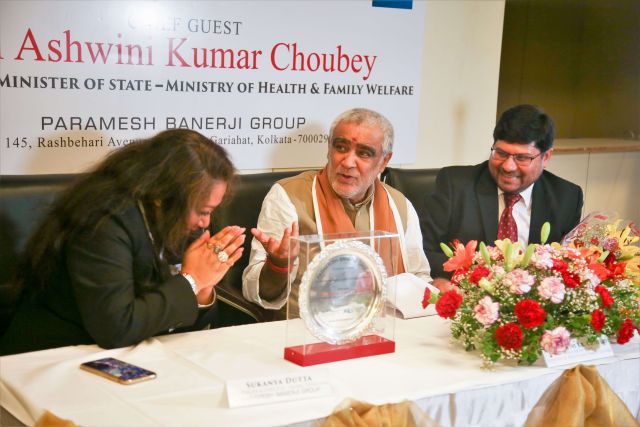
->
[422, 104, 583, 289]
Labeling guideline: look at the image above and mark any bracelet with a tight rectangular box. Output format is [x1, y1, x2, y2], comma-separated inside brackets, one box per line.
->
[265, 257, 292, 274]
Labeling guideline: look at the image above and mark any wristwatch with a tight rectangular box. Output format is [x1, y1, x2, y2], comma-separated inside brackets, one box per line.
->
[181, 272, 198, 294]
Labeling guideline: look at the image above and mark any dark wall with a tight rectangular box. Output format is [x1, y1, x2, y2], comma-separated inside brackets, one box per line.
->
[498, 0, 640, 139]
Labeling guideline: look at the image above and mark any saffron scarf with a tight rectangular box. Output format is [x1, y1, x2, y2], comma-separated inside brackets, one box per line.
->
[315, 167, 405, 275]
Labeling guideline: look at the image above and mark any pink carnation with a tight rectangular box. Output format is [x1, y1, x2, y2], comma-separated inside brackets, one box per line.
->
[503, 268, 535, 294]
[492, 265, 506, 277]
[473, 296, 500, 326]
[540, 326, 571, 355]
[537, 276, 566, 304]
[531, 246, 554, 269]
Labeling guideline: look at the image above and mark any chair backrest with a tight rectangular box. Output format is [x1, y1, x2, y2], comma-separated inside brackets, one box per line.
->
[0, 174, 78, 335]
[381, 167, 439, 221]
[211, 170, 301, 324]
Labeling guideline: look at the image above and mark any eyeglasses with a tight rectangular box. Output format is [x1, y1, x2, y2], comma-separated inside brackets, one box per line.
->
[490, 147, 542, 166]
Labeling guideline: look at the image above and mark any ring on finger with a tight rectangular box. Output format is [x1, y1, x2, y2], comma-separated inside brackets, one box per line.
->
[217, 251, 229, 263]
[213, 244, 224, 254]
[206, 242, 214, 250]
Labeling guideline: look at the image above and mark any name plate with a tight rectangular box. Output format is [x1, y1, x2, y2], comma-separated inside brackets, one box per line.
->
[542, 336, 614, 368]
[226, 372, 332, 408]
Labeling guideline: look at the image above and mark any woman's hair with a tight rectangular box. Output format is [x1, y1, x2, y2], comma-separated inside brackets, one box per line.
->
[19, 129, 236, 295]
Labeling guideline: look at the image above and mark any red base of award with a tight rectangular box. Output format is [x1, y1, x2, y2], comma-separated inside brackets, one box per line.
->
[284, 335, 395, 366]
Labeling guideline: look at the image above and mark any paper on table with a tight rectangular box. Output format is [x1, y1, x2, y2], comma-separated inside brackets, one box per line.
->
[385, 273, 439, 318]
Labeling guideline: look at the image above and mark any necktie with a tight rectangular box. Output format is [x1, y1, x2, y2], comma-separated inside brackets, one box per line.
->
[497, 193, 522, 242]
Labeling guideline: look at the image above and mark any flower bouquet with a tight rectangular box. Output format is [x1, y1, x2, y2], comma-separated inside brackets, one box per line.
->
[424, 214, 640, 366]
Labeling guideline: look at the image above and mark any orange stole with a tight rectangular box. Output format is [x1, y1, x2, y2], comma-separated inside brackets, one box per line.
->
[315, 168, 405, 275]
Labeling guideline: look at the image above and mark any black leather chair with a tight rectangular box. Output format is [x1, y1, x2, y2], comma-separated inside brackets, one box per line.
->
[0, 174, 79, 336]
[211, 170, 301, 326]
[381, 167, 439, 221]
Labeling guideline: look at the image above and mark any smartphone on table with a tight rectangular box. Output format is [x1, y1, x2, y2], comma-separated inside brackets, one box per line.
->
[80, 357, 156, 385]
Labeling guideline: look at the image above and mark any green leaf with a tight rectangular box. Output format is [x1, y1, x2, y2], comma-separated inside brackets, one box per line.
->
[598, 250, 610, 262]
[440, 242, 454, 258]
[429, 292, 439, 305]
[521, 244, 535, 268]
[504, 242, 513, 272]
[479, 241, 492, 265]
[522, 351, 538, 365]
[540, 222, 551, 245]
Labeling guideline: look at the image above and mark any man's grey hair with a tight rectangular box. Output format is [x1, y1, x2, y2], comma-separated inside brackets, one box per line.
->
[328, 108, 394, 155]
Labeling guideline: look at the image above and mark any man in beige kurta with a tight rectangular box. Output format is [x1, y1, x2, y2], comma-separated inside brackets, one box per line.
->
[242, 108, 432, 319]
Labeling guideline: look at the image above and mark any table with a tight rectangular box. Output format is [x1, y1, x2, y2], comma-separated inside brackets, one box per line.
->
[1, 316, 638, 426]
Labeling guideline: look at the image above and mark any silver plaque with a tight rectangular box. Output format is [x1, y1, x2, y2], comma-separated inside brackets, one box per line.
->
[298, 240, 387, 345]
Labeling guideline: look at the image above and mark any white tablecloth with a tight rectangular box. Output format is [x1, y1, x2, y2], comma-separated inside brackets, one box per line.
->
[1, 316, 639, 426]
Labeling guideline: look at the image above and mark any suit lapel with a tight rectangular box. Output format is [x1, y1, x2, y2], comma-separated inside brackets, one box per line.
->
[529, 178, 549, 244]
[476, 166, 499, 243]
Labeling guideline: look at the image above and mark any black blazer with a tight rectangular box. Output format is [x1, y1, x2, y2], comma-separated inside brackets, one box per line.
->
[421, 161, 583, 279]
[0, 204, 216, 355]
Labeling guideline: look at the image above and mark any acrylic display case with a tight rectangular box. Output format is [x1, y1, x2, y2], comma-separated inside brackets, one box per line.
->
[283, 231, 398, 366]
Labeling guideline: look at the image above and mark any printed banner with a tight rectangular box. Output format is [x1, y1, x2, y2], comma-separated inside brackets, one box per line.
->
[0, 1, 426, 174]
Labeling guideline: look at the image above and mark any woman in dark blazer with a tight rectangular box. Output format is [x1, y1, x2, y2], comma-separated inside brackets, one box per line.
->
[1, 129, 245, 355]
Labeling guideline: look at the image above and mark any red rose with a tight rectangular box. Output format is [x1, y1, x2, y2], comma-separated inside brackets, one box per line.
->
[422, 287, 431, 309]
[594, 285, 614, 308]
[435, 290, 463, 319]
[561, 270, 581, 288]
[552, 259, 568, 272]
[617, 318, 634, 344]
[514, 299, 546, 329]
[590, 308, 605, 332]
[495, 323, 524, 350]
[468, 265, 491, 284]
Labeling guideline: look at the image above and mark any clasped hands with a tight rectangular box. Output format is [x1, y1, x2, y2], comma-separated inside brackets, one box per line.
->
[251, 221, 299, 272]
[182, 226, 245, 303]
